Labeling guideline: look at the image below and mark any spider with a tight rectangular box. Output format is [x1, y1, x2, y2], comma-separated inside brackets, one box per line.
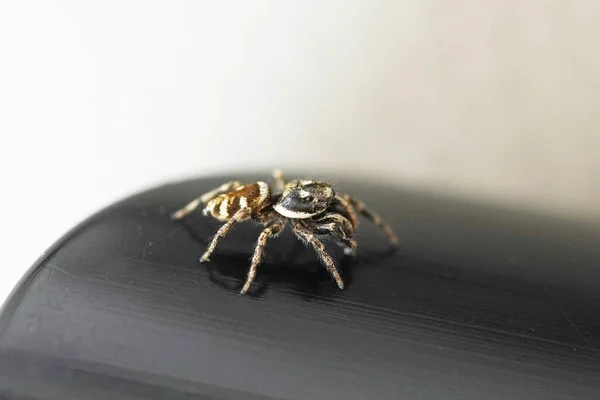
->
[171, 170, 398, 294]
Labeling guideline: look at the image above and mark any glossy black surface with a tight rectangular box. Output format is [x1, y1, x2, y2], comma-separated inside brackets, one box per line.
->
[1, 173, 599, 399]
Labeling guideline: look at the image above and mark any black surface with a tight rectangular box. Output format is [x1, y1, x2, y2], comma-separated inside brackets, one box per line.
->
[1, 173, 600, 399]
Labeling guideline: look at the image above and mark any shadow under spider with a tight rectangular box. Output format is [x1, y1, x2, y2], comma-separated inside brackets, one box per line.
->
[181, 223, 395, 299]
[204, 253, 354, 301]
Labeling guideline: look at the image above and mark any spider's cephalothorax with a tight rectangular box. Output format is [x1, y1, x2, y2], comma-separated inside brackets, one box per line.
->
[273, 180, 335, 218]
[171, 170, 398, 294]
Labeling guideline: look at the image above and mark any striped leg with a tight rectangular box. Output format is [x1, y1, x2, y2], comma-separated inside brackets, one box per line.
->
[171, 181, 242, 220]
[241, 218, 286, 294]
[292, 220, 345, 289]
[334, 195, 359, 230]
[200, 208, 251, 262]
[343, 195, 398, 246]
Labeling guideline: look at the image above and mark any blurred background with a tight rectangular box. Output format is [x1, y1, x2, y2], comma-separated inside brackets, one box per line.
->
[0, 1, 598, 305]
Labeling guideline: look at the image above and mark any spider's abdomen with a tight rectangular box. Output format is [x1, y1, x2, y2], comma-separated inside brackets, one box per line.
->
[204, 181, 270, 221]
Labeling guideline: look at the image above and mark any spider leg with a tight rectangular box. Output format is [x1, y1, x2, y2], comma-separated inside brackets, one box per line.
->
[253, 207, 279, 223]
[334, 195, 359, 230]
[291, 220, 345, 290]
[200, 208, 251, 262]
[271, 169, 286, 194]
[342, 195, 398, 246]
[241, 218, 286, 294]
[171, 181, 242, 220]
[302, 213, 357, 251]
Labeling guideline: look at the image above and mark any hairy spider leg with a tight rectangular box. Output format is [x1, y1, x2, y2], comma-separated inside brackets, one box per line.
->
[199, 208, 252, 262]
[334, 195, 359, 230]
[171, 181, 242, 220]
[241, 218, 286, 294]
[271, 169, 286, 194]
[291, 220, 345, 289]
[343, 195, 398, 246]
[253, 208, 280, 223]
[302, 213, 357, 251]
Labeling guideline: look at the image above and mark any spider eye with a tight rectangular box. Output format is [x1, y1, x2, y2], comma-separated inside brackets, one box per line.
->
[304, 195, 314, 202]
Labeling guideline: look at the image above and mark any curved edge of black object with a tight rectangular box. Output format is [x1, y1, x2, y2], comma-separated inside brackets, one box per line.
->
[1, 172, 600, 400]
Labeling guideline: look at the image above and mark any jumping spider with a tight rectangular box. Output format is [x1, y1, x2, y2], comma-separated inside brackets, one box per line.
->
[171, 170, 398, 294]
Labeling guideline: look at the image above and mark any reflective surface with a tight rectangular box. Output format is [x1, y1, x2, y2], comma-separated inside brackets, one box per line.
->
[1, 173, 599, 399]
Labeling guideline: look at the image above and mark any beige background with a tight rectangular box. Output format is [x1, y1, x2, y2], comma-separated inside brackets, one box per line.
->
[1, 1, 599, 304]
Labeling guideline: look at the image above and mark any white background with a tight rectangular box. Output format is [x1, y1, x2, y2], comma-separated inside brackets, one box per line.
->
[1, 1, 599, 306]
